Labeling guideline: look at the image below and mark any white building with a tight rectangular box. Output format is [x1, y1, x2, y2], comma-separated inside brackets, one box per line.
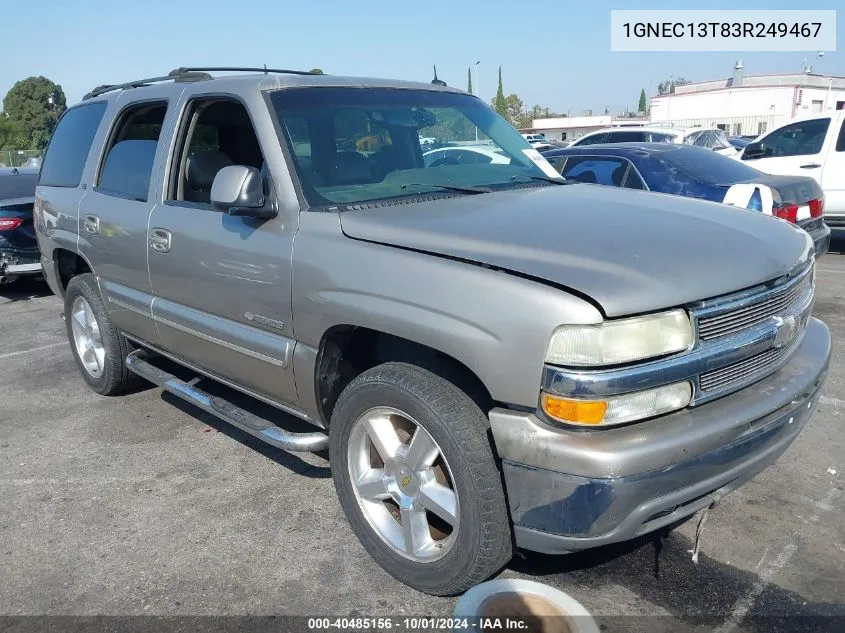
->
[526, 115, 649, 142]
[650, 63, 845, 138]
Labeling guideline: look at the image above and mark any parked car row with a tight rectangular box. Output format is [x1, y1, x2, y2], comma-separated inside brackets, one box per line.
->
[540, 143, 830, 256]
[569, 126, 739, 157]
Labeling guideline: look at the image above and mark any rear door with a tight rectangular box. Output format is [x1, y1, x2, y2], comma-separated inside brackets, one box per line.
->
[76, 98, 173, 345]
[820, 115, 845, 218]
[35, 101, 108, 293]
[740, 117, 831, 184]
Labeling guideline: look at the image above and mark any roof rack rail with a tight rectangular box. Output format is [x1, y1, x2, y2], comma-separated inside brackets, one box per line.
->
[169, 66, 318, 77]
[82, 70, 213, 100]
[82, 66, 319, 100]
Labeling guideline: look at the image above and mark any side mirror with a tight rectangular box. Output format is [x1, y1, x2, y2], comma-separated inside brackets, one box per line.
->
[210, 165, 277, 219]
[742, 141, 768, 160]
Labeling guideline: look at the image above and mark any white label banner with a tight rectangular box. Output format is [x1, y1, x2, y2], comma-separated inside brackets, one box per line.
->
[611, 10, 836, 51]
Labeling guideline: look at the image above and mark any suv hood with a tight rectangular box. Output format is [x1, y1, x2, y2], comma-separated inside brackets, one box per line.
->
[339, 185, 812, 317]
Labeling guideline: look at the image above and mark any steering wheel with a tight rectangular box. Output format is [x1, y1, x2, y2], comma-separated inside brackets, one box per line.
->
[428, 157, 461, 168]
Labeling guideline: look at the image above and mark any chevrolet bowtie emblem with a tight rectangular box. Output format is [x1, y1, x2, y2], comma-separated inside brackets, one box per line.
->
[772, 315, 797, 349]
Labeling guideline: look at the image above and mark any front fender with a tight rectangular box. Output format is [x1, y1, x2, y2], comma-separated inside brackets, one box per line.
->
[291, 213, 603, 410]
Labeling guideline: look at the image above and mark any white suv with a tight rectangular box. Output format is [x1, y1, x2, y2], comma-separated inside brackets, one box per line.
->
[736, 111, 845, 227]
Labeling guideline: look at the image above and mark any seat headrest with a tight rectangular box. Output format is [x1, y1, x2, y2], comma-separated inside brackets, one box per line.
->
[186, 151, 234, 191]
[611, 165, 627, 187]
[574, 170, 597, 184]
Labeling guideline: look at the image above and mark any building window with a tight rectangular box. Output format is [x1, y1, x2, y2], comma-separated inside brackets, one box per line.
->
[758, 122, 768, 135]
[811, 100, 824, 113]
[732, 123, 742, 136]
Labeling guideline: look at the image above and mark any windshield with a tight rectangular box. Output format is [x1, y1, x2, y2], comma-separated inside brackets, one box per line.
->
[660, 146, 763, 185]
[268, 87, 556, 207]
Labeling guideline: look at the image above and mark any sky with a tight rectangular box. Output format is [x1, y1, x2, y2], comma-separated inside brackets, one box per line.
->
[1, 0, 842, 114]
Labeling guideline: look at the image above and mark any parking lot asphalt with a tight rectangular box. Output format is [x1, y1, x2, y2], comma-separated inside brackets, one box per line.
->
[1, 235, 843, 632]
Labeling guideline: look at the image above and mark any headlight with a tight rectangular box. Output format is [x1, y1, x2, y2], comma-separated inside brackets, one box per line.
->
[546, 309, 693, 366]
[542, 381, 692, 427]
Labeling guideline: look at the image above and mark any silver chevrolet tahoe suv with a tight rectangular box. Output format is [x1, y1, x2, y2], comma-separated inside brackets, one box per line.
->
[34, 67, 831, 596]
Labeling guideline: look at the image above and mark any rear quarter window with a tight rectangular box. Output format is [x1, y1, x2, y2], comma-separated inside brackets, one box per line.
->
[38, 102, 107, 188]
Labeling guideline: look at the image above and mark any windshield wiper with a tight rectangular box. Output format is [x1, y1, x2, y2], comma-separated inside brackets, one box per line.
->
[400, 182, 491, 195]
[513, 174, 571, 185]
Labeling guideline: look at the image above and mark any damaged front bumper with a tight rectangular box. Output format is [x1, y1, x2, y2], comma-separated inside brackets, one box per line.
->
[490, 317, 831, 554]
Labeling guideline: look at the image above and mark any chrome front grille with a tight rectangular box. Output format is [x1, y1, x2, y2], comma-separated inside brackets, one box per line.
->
[699, 323, 803, 392]
[690, 262, 814, 402]
[697, 271, 812, 341]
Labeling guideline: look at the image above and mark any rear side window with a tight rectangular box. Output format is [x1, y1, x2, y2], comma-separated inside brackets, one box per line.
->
[607, 130, 644, 142]
[38, 102, 107, 188]
[645, 132, 676, 142]
[561, 156, 630, 186]
[97, 101, 167, 202]
[623, 169, 646, 189]
[575, 133, 607, 146]
[836, 119, 845, 152]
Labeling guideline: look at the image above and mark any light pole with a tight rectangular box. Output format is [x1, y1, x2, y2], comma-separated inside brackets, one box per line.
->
[474, 60, 480, 142]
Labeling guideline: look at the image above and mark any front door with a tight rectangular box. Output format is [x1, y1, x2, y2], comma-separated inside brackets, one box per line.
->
[741, 117, 831, 184]
[146, 96, 298, 407]
[820, 116, 845, 216]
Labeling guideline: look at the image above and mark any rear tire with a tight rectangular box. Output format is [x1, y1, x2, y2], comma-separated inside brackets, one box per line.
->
[329, 362, 512, 596]
[64, 273, 142, 395]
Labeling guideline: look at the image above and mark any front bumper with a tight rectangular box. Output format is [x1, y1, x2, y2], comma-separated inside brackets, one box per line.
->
[490, 317, 830, 554]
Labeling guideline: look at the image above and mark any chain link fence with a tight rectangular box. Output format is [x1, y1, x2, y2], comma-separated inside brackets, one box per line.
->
[0, 150, 42, 168]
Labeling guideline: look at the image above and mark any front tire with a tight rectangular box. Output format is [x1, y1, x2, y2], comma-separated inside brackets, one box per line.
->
[64, 273, 142, 395]
[329, 362, 512, 595]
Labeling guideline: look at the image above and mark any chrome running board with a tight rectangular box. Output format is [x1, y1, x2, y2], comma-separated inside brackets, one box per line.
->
[126, 350, 328, 452]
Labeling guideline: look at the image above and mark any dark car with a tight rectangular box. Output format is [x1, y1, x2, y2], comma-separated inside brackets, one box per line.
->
[0, 167, 40, 284]
[541, 143, 830, 256]
[728, 136, 753, 150]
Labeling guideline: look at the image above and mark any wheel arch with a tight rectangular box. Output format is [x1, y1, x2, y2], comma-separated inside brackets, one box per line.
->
[53, 248, 94, 296]
[313, 324, 493, 426]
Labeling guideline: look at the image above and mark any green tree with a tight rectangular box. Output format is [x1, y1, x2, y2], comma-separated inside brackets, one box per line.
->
[0, 115, 27, 151]
[638, 89, 647, 113]
[504, 94, 531, 128]
[2, 76, 66, 150]
[492, 66, 507, 119]
[467, 67, 472, 94]
[657, 77, 691, 95]
[309, 68, 324, 75]
[528, 105, 564, 122]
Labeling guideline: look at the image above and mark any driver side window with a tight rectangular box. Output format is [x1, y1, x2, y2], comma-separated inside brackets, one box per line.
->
[760, 118, 830, 157]
[167, 98, 265, 206]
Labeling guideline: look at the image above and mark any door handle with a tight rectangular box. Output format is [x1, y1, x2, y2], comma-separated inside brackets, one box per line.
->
[149, 228, 172, 253]
[800, 163, 821, 169]
[83, 214, 100, 235]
